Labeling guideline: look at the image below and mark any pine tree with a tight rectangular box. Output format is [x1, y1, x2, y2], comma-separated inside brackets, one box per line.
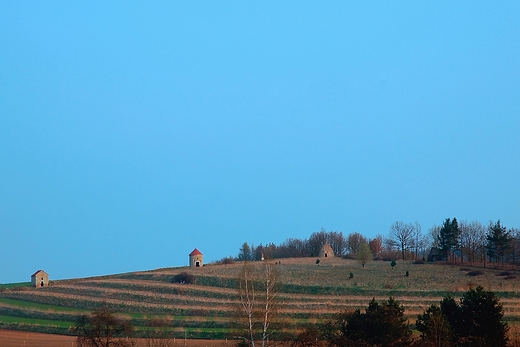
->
[238, 242, 253, 261]
[326, 297, 412, 347]
[438, 218, 460, 262]
[416, 304, 453, 347]
[457, 286, 509, 347]
[486, 220, 511, 265]
[418, 286, 511, 347]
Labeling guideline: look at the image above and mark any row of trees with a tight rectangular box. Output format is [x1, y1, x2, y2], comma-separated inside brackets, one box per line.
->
[432, 218, 519, 265]
[318, 286, 509, 347]
[237, 230, 385, 261]
[236, 219, 520, 266]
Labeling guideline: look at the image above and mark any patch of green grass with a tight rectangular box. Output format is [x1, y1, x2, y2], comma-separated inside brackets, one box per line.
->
[0, 282, 31, 289]
[0, 298, 89, 313]
[0, 314, 74, 328]
[2, 259, 520, 339]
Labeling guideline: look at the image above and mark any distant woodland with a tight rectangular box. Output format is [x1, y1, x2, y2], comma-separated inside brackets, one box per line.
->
[234, 219, 519, 267]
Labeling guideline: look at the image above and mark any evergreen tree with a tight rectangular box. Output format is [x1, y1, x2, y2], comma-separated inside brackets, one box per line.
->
[457, 286, 509, 347]
[238, 242, 253, 261]
[486, 220, 511, 265]
[438, 218, 460, 262]
[325, 297, 412, 347]
[418, 286, 509, 347]
[416, 304, 453, 347]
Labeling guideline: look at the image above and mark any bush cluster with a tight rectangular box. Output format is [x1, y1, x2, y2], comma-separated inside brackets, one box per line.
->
[319, 286, 508, 347]
[172, 272, 195, 284]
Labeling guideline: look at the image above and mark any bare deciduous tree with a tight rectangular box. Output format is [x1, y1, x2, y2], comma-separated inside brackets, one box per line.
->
[347, 232, 367, 255]
[236, 261, 282, 347]
[459, 220, 486, 264]
[75, 303, 135, 347]
[389, 221, 415, 260]
[428, 224, 442, 249]
[328, 231, 347, 256]
[308, 229, 328, 257]
[509, 228, 520, 265]
[409, 222, 426, 260]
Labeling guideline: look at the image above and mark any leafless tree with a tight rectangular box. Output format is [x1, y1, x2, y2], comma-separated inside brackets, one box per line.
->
[308, 229, 328, 257]
[507, 228, 520, 266]
[458, 221, 469, 263]
[280, 238, 308, 258]
[328, 231, 347, 256]
[347, 232, 367, 255]
[409, 222, 426, 260]
[75, 303, 135, 347]
[383, 236, 399, 259]
[237, 261, 256, 346]
[236, 261, 282, 347]
[389, 221, 415, 260]
[145, 318, 175, 347]
[308, 229, 347, 257]
[459, 220, 486, 264]
[428, 224, 442, 249]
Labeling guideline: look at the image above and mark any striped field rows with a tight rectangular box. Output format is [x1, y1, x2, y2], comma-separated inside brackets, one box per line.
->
[2, 258, 520, 338]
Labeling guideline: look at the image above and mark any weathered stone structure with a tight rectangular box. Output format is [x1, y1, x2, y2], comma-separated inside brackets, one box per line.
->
[189, 248, 203, 268]
[319, 242, 334, 258]
[31, 270, 49, 288]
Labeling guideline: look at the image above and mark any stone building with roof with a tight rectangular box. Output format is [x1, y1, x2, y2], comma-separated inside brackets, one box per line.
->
[319, 242, 334, 258]
[31, 270, 49, 288]
[189, 248, 203, 268]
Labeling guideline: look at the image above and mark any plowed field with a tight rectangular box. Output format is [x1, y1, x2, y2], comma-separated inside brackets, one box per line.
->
[0, 330, 233, 347]
[2, 257, 520, 340]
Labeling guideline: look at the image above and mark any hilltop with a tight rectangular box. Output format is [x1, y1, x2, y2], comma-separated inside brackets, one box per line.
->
[1, 257, 519, 339]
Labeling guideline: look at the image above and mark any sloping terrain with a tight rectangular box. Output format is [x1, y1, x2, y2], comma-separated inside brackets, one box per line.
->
[1, 257, 520, 339]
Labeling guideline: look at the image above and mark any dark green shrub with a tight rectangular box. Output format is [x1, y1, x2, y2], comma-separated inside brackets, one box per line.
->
[173, 272, 195, 284]
[323, 297, 412, 347]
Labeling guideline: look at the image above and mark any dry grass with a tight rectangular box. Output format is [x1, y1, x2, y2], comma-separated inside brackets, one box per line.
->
[2, 257, 520, 339]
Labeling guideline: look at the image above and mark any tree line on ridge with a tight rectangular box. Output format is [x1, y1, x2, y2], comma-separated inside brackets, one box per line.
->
[236, 218, 520, 266]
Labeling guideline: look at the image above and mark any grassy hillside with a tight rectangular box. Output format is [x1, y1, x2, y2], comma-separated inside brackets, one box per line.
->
[1, 257, 519, 339]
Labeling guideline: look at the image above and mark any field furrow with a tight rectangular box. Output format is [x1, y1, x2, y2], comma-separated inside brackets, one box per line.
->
[2, 258, 520, 339]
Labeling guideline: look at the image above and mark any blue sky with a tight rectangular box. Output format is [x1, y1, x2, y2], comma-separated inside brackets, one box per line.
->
[1, 2, 519, 283]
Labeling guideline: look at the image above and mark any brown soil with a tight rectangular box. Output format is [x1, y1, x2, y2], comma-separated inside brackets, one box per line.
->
[0, 330, 76, 347]
[0, 330, 234, 347]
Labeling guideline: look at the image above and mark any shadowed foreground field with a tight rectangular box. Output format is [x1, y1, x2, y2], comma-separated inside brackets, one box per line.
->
[0, 330, 234, 347]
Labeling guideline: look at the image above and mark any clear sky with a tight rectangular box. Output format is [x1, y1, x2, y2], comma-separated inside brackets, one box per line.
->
[1, 2, 519, 283]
